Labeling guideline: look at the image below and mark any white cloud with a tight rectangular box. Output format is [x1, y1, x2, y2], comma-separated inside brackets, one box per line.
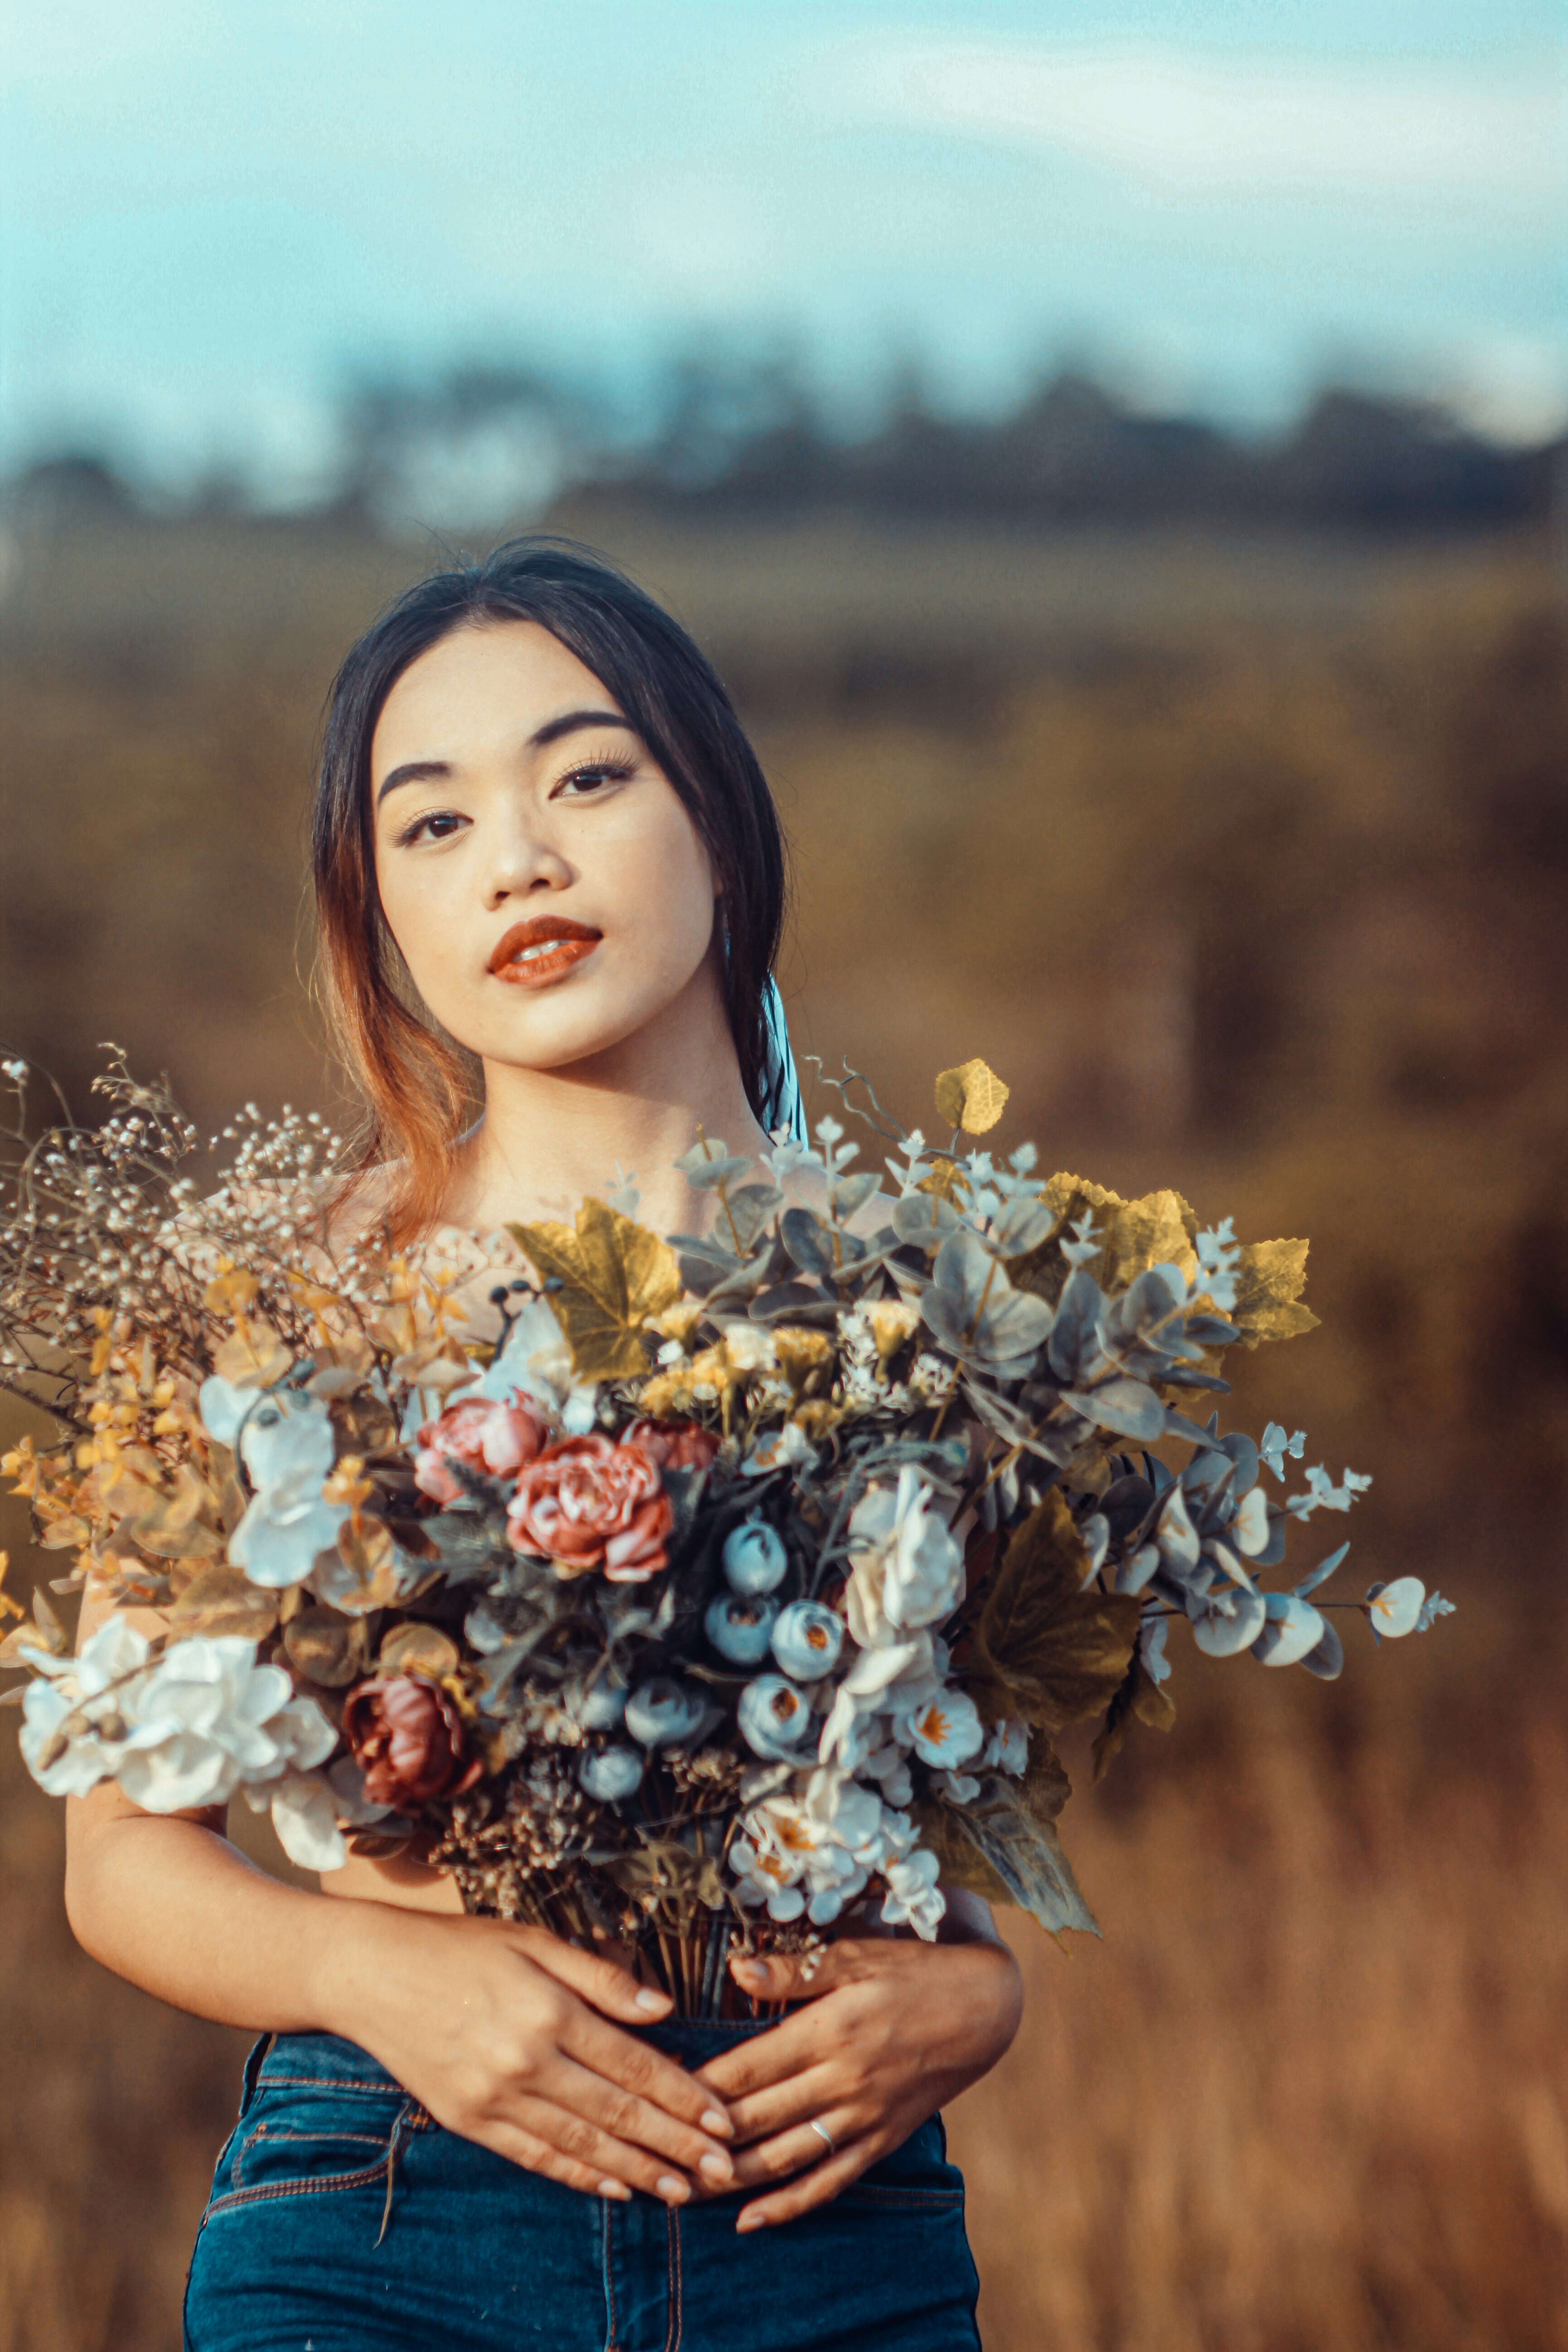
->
[853, 39, 1566, 217]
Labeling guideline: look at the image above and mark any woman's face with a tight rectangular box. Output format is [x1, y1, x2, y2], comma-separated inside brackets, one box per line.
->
[370, 621, 720, 1076]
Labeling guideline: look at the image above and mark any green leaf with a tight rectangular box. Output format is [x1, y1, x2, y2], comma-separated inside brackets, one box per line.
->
[922, 1753, 1098, 1937]
[512, 1199, 681, 1383]
[971, 1494, 1140, 1735]
[1091, 1650, 1177, 1782]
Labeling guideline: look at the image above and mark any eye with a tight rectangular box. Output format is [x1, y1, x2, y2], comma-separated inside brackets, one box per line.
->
[394, 808, 469, 847]
[552, 754, 637, 799]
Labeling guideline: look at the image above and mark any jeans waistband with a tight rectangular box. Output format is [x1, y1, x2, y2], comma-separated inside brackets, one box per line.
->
[248, 2015, 779, 2103]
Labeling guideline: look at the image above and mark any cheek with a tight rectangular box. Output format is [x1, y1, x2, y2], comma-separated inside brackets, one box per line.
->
[372, 850, 455, 1006]
[602, 808, 717, 970]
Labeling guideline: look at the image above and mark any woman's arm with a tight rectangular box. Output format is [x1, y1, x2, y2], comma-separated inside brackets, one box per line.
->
[64, 1781, 737, 2205]
[696, 1892, 1024, 2231]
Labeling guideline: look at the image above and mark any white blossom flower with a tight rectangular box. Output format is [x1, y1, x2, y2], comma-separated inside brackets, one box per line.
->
[719, 1322, 777, 1375]
[880, 1847, 946, 1940]
[740, 1422, 818, 1479]
[22, 1628, 334, 1813]
[230, 1465, 349, 1589]
[816, 1634, 931, 1769]
[845, 1468, 965, 1646]
[268, 1770, 349, 1872]
[896, 1686, 984, 1770]
[931, 1769, 982, 1803]
[859, 1741, 914, 1807]
[982, 1719, 1030, 1776]
[476, 1298, 595, 1430]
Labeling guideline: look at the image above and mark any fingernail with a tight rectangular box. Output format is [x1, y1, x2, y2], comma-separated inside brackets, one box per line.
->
[657, 2175, 690, 2205]
[598, 2179, 632, 2202]
[635, 1988, 670, 2013]
[699, 2152, 734, 2185]
[736, 2210, 767, 2233]
[701, 2108, 733, 2138]
[732, 1958, 764, 1979]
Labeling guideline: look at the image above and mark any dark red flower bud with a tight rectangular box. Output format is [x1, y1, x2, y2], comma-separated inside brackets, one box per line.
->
[343, 1674, 482, 1809]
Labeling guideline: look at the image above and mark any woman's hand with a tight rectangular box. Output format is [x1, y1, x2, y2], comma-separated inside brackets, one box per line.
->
[323, 1902, 737, 2206]
[694, 1907, 1023, 2232]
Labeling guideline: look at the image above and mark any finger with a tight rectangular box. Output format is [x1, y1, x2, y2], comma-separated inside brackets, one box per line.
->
[736, 2136, 882, 2232]
[728, 2110, 865, 2189]
[728, 1944, 853, 2004]
[718, 2061, 847, 2149]
[512, 1927, 673, 2026]
[562, 2006, 735, 2141]
[472, 2115, 632, 2202]
[696, 2004, 836, 2102]
[503, 2092, 707, 2205]
[546, 2055, 737, 2187]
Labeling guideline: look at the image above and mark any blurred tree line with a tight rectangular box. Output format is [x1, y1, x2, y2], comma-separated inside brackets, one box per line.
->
[7, 349, 1563, 535]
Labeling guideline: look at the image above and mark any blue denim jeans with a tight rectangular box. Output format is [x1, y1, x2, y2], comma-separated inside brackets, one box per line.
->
[183, 2022, 981, 2351]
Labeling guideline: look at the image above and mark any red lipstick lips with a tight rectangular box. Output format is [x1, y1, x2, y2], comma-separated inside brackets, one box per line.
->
[488, 915, 602, 989]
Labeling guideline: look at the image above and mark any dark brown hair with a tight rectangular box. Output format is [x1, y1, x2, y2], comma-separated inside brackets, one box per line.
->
[312, 536, 787, 1241]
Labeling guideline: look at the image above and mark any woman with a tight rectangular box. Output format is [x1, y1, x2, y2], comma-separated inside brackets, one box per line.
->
[64, 539, 1024, 2351]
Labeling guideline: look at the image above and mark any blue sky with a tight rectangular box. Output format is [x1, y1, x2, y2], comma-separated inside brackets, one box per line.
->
[3, 0, 1563, 500]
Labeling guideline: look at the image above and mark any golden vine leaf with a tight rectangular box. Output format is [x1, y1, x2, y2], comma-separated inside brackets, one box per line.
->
[1228, 1238, 1320, 1348]
[934, 1058, 1010, 1136]
[512, 1200, 681, 1383]
[971, 1492, 1140, 1735]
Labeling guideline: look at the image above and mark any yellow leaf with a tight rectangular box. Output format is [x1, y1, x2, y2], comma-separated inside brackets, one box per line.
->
[331, 1514, 403, 1612]
[203, 1266, 259, 1315]
[1228, 1238, 1321, 1349]
[212, 1319, 292, 1390]
[378, 1621, 461, 1680]
[167, 1563, 279, 1643]
[972, 1493, 1140, 1736]
[934, 1059, 1010, 1136]
[512, 1199, 681, 1383]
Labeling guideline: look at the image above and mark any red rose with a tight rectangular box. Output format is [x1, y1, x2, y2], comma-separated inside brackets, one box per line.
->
[506, 1433, 674, 1583]
[623, 1417, 721, 1473]
[343, 1674, 483, 1808]
[414, 1393, 549, 1505]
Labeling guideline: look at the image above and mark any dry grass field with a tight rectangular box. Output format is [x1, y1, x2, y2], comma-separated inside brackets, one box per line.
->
[0, 506, 1564, 2348]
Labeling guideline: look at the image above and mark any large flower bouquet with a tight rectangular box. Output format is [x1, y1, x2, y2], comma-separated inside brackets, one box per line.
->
[0, 1053, 1451, 2012]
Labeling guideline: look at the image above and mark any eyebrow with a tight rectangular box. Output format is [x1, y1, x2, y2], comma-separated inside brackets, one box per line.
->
[375, 709, 637, 808]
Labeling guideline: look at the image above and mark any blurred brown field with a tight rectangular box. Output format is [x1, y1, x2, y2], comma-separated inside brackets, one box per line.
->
[1, 507, 1565, 2349]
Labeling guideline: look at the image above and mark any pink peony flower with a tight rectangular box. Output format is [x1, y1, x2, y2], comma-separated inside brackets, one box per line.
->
[414, 1394, 549, 1505]
[506, 1433, 674, 1583]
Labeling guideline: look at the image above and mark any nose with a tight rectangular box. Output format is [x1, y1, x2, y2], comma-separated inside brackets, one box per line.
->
[483, 814, 574, 908]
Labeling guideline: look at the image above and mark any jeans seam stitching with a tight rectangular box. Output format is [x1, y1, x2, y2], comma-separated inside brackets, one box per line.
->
[602, 2195, 618, 2352]
[255, 2074, 402, 2094]
[204, 2158, 395, 2214]
[665, 2201, 682, 2352]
